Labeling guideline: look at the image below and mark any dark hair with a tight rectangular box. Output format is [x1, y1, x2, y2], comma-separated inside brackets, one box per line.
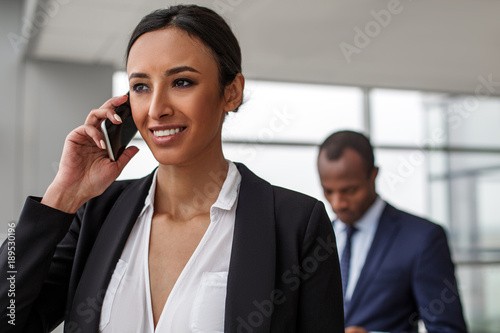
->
[126, 5, 242, 110]
[319, 130, 375, 174]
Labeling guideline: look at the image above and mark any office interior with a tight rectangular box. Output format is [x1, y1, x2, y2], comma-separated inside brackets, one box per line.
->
[1, 0, 499, 332]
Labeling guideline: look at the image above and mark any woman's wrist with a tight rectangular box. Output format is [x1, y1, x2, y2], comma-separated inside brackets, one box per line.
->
[41, 182, 87, 214]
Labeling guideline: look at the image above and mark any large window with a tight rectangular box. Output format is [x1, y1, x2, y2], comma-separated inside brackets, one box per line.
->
[372, 89, 500, 333]
[114, 73, 500, 332]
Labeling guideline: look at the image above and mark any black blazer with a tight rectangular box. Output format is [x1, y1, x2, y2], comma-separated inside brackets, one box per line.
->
[0, 163, 344, 332]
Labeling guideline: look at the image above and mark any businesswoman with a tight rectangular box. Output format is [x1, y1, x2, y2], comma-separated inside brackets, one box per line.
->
[0, 5, 343, 332]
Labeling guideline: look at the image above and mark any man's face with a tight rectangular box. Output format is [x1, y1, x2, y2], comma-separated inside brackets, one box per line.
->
[318, 148, 378, 225]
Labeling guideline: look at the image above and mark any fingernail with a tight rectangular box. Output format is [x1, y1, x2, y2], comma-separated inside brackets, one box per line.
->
[100, 140, 106, 150]
[114, 114, 122, 122]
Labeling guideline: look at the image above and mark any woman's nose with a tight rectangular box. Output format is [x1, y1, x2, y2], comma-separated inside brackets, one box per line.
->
[148, 91, 173, 120]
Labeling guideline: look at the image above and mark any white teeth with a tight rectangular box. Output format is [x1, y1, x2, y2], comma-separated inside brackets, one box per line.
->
[153, 128, 182, 137]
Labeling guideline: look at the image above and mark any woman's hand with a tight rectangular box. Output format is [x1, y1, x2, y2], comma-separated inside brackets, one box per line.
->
[41, 95, 139, 213]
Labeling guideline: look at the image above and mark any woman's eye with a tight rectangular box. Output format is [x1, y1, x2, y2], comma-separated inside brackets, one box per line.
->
[173, 79, 193, 88]
[132, 83, 149, 93]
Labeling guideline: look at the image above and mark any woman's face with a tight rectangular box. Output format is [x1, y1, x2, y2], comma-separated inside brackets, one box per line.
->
[126, 27, 229, 166]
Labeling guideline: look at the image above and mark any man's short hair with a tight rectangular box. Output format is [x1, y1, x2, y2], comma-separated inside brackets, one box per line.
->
[319, 130, 375, 174]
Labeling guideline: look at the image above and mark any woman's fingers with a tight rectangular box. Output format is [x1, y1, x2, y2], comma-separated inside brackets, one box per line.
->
[69, 124, 107, 150]
[115, 146, 140, 170]
[84, 94, 128, 127]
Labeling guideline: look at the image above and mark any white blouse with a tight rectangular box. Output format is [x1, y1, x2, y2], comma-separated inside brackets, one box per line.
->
[99, 161, 241, 333]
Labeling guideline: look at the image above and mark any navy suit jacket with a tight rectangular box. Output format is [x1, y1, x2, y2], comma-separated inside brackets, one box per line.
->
[341, 203, 467, 333]
[0, 163, 344, 332]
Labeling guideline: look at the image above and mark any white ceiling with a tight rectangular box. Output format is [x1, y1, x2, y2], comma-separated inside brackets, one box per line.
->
[25, 0, 500, 95]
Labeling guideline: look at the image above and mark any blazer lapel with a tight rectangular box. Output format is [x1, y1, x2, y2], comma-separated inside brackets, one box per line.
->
[345, 204, 401, 322]
[66, 173, 154, 332]
[225, 163, 277, 333]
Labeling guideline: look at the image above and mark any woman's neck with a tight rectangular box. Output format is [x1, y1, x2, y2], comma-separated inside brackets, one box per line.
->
[154, 153, 229, 221]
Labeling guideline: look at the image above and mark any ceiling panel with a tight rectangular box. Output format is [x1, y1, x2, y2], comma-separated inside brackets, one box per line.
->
[26, 0, 500, 95]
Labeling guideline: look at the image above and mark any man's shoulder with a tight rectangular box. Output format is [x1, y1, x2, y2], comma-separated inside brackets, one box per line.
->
[382, 202, 445, 234]
[379, 203, 451, 259]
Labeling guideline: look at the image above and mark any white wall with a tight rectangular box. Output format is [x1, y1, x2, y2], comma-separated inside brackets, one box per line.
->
[1, 2, 114, 233]
[0, 0, 25, 234]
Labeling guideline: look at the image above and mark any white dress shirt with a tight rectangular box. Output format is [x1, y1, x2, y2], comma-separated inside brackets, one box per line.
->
[333, 196, 386, 302]
[99, 161, 241, 333]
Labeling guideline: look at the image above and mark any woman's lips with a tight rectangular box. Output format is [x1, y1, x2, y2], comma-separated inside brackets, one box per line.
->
[153, 127, 186, 137]
[149, 126, 187, 144]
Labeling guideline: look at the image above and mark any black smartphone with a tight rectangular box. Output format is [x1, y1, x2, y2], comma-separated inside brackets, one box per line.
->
[100, 93, 138, 161]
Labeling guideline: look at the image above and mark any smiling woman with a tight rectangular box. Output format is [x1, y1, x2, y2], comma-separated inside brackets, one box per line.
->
[127, 27, 237, 168]
[0, 5, 343, 333]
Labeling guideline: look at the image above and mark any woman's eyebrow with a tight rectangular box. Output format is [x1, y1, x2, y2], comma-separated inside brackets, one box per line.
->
[129, 72, 149, 80]
[128, 66, 200, 81]
[165, 66, 200, 76]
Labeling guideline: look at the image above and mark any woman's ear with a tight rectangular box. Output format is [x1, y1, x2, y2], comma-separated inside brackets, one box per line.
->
[223, 73, 245, 112]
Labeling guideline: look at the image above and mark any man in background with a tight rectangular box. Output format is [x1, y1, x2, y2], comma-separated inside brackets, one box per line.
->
[317, 130, 467, 333]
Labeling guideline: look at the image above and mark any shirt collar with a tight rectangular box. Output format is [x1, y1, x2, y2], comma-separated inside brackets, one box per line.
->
[211, 160, 241, 211]
[336, 196, 386, 234]
[140, 169, 158, 215]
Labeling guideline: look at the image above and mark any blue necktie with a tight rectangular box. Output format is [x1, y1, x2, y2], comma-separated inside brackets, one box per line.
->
[340, 225, 357, 298]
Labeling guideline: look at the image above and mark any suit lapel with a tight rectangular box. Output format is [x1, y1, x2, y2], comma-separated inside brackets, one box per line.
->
[66, 173, 154, 332]
[345, 204, 401, 322]
[225, 163, 276, 333]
